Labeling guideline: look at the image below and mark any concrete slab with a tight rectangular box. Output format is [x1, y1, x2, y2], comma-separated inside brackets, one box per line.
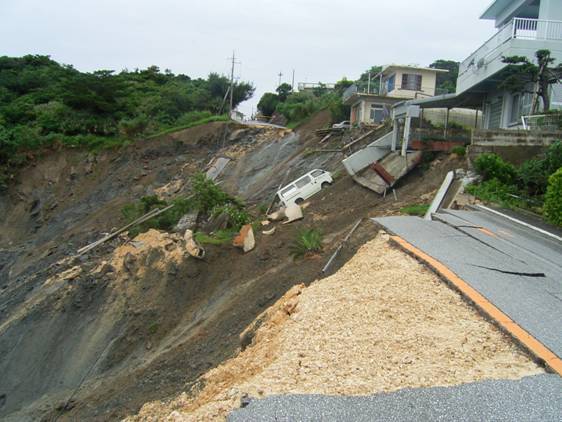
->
[373, 212, 562, 358]
[228, 375, 562, 422]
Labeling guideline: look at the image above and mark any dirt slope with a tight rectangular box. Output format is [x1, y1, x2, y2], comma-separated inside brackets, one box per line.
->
[0, 111, 472, 421]
[128, 233, 541, 421]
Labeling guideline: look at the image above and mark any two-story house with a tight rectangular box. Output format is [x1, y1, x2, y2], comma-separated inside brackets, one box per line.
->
[342, 65, 447, 126]
[417, 0, 562, 130]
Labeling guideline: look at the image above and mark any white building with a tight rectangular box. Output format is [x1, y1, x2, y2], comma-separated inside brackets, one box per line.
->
[420, 0, 562, 129]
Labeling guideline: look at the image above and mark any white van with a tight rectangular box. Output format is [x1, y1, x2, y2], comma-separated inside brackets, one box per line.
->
[277, 169, 333, 206]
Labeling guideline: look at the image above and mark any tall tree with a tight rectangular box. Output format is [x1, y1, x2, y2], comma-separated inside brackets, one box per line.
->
[501, 49, 562, 113]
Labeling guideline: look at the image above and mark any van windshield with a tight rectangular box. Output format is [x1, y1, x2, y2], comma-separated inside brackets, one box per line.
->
[311, 170, 324, 177]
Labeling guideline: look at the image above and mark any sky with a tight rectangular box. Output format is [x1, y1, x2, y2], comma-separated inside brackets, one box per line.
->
[0, 0, 498, 116]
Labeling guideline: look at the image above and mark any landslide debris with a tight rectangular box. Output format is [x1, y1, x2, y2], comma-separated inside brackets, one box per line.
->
[129, 233, 542, 421]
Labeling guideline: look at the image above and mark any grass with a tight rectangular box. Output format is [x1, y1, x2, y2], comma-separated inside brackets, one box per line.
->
[194, 229, 237, 245]
[400, 204, 430, 217]
[290, 228, 323, 259]
[146, 115, 229, 139]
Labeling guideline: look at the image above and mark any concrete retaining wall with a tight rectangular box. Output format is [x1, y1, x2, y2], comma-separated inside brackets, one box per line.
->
[469, 129, 562, 165]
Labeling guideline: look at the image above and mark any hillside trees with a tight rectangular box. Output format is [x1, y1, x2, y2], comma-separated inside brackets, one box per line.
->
[430, 60, 460, 93]
[0, 55, 255, 185]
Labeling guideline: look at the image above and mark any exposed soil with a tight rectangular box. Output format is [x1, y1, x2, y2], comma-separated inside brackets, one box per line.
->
[127, 234, 542, 421]
[0, 111, 475, 421]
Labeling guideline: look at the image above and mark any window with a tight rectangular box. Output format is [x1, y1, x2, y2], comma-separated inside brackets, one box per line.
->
[510, 94, 521, 124]
[311, 170, 324, 177]
[281, 185, 296, 196]
[401, 74, 422, 91]
[295, 175, 311, 188]
[370, 105, 384, 123]
[520, 93, 533, 116]
[386, 74, 395, 93]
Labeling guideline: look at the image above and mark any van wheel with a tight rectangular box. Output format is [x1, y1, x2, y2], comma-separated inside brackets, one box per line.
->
[321, 182, 331, 189]
[295, 198, 304, 205]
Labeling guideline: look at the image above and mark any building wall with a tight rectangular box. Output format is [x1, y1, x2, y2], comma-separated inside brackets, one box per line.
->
[539, 0, 562, 21]
[383, 69, 438, 99]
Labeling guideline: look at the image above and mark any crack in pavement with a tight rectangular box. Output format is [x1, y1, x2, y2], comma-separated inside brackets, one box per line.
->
[468, 264, 546, 278]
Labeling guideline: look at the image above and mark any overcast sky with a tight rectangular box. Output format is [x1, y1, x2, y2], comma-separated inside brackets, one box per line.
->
[1, 0, 497, 116]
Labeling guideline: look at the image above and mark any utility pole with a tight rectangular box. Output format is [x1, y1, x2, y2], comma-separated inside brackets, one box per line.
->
[291, 69, 295, 91]
[367, 71, 371, 94]
[228, 51, 240, 116]
[278, 71, 283, 88]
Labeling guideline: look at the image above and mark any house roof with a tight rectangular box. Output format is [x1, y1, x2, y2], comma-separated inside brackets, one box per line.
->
[375, 65, 448, 79]
[405, 90, 485, 110]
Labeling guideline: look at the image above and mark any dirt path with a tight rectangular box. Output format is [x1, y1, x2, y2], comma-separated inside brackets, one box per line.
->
[128, 233, 542, 421]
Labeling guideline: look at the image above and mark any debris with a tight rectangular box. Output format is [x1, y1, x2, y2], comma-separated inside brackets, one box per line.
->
[267, 208, 286, 222]
[77, 204, 175, 256]
[184, 230, 206, 259]
[282, 204, 303, 224]
[262, 227, 276, 236]
[321, 219, 363, 274]
[260, 220, 271, 226]
[233, 224, 255, 253]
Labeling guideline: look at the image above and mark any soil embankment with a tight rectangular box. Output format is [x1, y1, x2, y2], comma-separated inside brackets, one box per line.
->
[0, 112, 475, 420]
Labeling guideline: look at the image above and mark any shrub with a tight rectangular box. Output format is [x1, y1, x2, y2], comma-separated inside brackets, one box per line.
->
[191, 172, 238, 213]
[121, 195, 194, 237]
[290, 228, 323, 259]
[517, 158, 548, 195]
[544, 140, 562, 175]
[473, 153, 517, 185]
[194, 229, 237, 245]
[451, 146, 466, 157]
[211, 203, 250, 230]
[400, 204, 430, 216]
[544, 167, 562, 227]
[465, 179, 519, 207]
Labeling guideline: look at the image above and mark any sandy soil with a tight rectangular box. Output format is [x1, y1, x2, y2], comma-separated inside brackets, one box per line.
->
[128, 233, 542, 421]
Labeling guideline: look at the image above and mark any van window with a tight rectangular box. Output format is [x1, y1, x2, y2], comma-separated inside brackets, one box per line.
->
[280, 185, 296, 197]
[311, 170, 323, 177]
[295, 175, 311, 188]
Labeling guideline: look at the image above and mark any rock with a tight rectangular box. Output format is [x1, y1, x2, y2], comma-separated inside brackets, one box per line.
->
[174, 211, 198, 233]
[261, 220, 271, 226]
[232, 224, 255, 253]
[123, 253, 137, 273]
[99, 262, 115, 276]
[240, 393, 251, 408]
[283, 204, 303, 224]
[184, 230, 205, 259]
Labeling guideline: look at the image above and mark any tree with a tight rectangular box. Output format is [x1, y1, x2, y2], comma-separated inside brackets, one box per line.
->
[500, 49, 562, 113]
[276, 83, 292, 102]
[356, 66, 383, 94]
[334, 78, 354, 96]
[430, 60, 459, 93]
[257, 92, 279, 117]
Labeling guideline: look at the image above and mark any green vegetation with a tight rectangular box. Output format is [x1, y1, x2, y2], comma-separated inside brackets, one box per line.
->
[400, 204, 430, 217]
[290, 228, 323, 259]
[146, 114, 229, 139]
[194, 229, 237, 245]
[121, 173, 250, 237]
[544, 168, 562, 226]
[0, 55, 255, 186]
[467, 142, 562, 226]
[451, 146, 466, 157]
[430, 60, 460, 94]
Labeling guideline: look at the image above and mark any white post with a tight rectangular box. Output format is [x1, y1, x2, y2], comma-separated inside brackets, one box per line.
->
[401, 116, 411, 157]
[392, 119, 399, 151]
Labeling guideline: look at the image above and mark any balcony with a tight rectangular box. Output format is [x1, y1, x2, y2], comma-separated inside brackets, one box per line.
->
[457, 18, 562, 94]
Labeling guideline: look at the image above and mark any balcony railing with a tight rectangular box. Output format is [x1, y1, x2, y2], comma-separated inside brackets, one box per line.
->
[460, 18, 562, 75]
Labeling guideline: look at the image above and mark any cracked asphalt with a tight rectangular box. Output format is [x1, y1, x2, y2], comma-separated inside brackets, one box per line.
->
[375, 207, 562, 358]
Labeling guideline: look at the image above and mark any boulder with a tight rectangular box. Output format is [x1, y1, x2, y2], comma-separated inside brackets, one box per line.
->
[283, 204, 303, 224]
[233, 224, 255, 253]
[184, 230, 205, 259]
[267, 208, 286, 222]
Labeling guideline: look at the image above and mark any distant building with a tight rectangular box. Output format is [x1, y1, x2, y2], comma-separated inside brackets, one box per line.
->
[343, 65, 448, 126]
[297, 82, 336, 93]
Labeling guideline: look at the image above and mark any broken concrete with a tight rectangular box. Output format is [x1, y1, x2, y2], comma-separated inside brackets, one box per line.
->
[233, 225, 255, 253]
[282, 205, 303, 224]
[184, 230, 205, 259]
